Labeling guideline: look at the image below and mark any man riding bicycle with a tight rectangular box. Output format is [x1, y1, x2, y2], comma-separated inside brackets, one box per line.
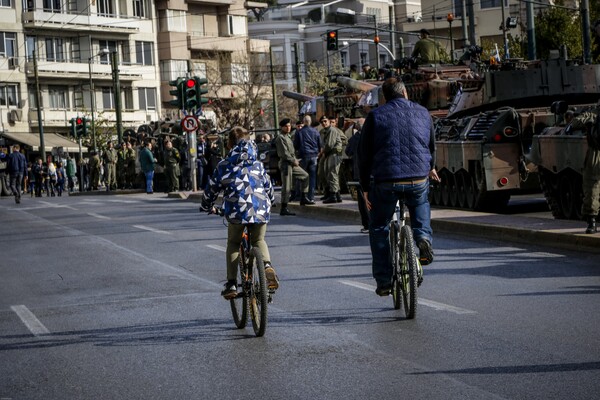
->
[200, 127, 279, 299]
[358, 78, 441, 296]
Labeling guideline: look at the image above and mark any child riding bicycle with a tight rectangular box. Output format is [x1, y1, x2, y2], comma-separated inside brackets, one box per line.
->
[199, 126, 279, 299]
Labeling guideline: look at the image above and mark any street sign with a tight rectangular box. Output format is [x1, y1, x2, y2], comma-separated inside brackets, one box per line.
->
[181, 115, 198, 132]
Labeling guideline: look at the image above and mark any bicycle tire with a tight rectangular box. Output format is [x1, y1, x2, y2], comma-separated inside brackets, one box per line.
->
[400, 225, 418, 319]
[248, 247, 268, 337]
[390, 222, 402, 310]
[230, 243, 248, 329]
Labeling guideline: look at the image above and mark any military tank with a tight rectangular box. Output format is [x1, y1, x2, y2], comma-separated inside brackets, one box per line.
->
[527, 101, 599, 220]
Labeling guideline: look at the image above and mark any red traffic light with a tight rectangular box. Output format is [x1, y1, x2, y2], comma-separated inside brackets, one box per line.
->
[328, 31, 337, 39]
[76, 118, 83, 124]
[186, 79, 195, 88]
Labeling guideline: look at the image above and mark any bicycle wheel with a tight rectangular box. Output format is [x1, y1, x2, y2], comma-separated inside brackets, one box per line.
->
[390, 222, 402, 310]
[400, 225, 418, 319]
[248, 247, 268, 337]
[230, 245, 248, 329]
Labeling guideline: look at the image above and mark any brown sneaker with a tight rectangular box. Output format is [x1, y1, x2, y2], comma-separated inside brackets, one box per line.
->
[264, 263, 279, 290]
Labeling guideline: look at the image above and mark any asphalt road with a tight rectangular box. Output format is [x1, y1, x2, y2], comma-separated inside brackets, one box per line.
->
[1, 194, 599, 399]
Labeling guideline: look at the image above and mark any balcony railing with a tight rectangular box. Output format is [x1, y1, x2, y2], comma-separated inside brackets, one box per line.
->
[23, 10, 141, 34]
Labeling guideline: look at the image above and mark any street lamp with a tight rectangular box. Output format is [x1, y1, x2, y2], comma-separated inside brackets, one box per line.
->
[447, 13, 455, 63]
[88, 48, 110, 152]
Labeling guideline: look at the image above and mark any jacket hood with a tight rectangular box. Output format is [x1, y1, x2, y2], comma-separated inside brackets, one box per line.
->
[226, 139, 257, 165]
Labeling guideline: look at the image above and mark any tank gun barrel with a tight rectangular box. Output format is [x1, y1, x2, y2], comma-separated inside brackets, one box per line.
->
[337, 77, 378, 92]
[282, 91, 315, 102]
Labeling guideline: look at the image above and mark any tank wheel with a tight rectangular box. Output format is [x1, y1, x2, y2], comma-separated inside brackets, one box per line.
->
[464, 171, 478, 210]
[456, 171, 468, 208]
[447, 172, 458, 207]
[558, 174, 577, 219]
[538, 167, 563, 219]
[440, 170, 451, 206]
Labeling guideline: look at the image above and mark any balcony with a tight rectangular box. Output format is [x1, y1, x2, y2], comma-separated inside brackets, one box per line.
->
[23, 10, 140, 34]
[24, 60, 156, 82]
[188, 35, 247, 53]
[28, 109, 160, 128]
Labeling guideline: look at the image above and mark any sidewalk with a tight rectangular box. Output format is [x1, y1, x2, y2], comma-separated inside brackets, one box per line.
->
[73, 189, 600, 255]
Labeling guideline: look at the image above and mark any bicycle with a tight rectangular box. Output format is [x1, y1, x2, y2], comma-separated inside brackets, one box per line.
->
[211, 207, 272, 337]
[389, 198, 423, 319]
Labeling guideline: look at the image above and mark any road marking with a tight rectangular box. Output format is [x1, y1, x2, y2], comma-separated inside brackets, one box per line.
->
[88, 212, 111, 220]
[11, 305, 50, 336]
[338, 280, 477, 315]
[207, 244, 226, 252]
[132, 225, 171, 235]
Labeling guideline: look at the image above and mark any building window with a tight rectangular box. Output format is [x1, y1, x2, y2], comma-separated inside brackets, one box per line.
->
[73, 90, 84, 109]
[192, 62, 207, 79]
[481, 0, 508, 9]
[231, 63, 249, 84]
[228, 15, 246, 36]
[166, 10, 186, 32]
[138, 88, 156, 110]
[160, 60, 188, 81]
[340, 51, 348, 69]
[0, 84, 18, 107]
[133, 0, 146, 18]
[102, 87, 115, 109]
[48, 85, 68, 109]
[0, 32, 16, 58]
[135, 41, 153, 65]
[26, 36, 36, 61]
[98, 40, 117, 64]
[98, 0, 114, 17]
[45, 38, 64, 62]
[1, 0, 12, 8]
[43, 0, 61, 12]
[360, 52, 368, 67]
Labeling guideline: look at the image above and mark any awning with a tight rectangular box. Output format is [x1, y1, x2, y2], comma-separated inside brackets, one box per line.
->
[0, 132, 81, 153]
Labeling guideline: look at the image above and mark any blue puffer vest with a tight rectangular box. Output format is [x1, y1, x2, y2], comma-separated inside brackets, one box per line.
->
[370, 97, 432, 181]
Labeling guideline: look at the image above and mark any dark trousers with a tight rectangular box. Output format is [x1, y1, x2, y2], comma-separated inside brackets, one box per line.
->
[9, 173, 23, 199]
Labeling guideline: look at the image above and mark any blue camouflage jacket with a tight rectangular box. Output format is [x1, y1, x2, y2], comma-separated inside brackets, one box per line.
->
[202, 139, 274, 224]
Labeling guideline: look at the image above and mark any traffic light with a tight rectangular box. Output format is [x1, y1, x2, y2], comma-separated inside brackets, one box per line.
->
[169, 78, 184, 109]
[69, 118, 77, 138]
[196, 77, 209, 106]
[83, 118, 90, 137]
[326, 30, 338, 51]
[75, 117, 84, 138]
[184, 78, 198, 111]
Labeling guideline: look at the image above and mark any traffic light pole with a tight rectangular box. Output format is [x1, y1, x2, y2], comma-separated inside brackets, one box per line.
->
[111, 51, 123, 144]
[78, 138, 84, 193]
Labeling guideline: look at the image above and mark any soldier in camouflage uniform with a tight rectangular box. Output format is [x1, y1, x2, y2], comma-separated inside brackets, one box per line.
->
[102, 141, 118, 191]
[164, 140, 180, 192]
[319, 115, 344, 203]
[116, 144, 127, 189]
[125, 142, 137, 188]
[89, 151, 101, 190]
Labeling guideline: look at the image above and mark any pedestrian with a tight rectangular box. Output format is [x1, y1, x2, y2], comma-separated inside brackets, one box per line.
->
[196, 134, 208, 190]
[199, 126, 279, 299]
[582, 104, 600, 234]
[66, 156, 76, 193]
[345, 119, 370, 233]
[46, 160, 57, 197]
[89, 151, 101, 190]
[33, 158, 44, 197]
[102, 141, 117, 191]
[117, 143, 127, 189]
[27, 162, 35, 197]
[7, 144, 27, 204]
[319, 115, 344, 204]
[293, 115, 321, 202]
[55, 161, 65, 196]
[125, 142, 137, 188]
[274, 118, 314, 216]
[358, 78, 440, 296]
[163, 140, 180, 192]
[139, 140, 156, 194]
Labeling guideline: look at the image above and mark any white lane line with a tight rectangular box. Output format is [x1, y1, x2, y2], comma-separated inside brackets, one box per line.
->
[132, 224, 171, 235]
[87, 212, 111, 220]
[207, 244, 226, 252]
[338, 280, 477, 315]
[11, 305, 50, 336]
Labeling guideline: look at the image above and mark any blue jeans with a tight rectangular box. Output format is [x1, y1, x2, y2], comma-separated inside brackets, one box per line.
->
[301, 156, 318, 200]
[144, 171, 154, 193]
[368, 180, 432, 286]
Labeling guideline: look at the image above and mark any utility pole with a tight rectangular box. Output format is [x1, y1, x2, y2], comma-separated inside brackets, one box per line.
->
[526, 0, 536, 60]
[269, 46, 279, 130]
[467, 0, 476, 46]
[461, 0, 469, 47]
[294, 42, 303, 111]
[501, 0, 509, 59]
[32, 50, 46, 163]
[111, 51, 122, 145]
[582, 0, 591, 64]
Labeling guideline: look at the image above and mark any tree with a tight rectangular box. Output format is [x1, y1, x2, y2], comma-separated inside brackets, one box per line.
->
[535, 1, 582, 60]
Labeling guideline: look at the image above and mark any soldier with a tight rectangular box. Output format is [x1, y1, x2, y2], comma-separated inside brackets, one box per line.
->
[102, 141, 117, 191]
[274, 118, 314, 216]
[319, 115, 344, 204]
[125, 142, 137, 188]
[89, 151, 101, 190]
[164, 140, 180, 192]
[411, 29, 441, 65]
[116, 143, 127, 189]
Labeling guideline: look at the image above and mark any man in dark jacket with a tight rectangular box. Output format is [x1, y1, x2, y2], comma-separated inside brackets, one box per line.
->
[293, 115, 321, 202]
[7, 144, 27, 204]
[358, 78, 440, 296]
